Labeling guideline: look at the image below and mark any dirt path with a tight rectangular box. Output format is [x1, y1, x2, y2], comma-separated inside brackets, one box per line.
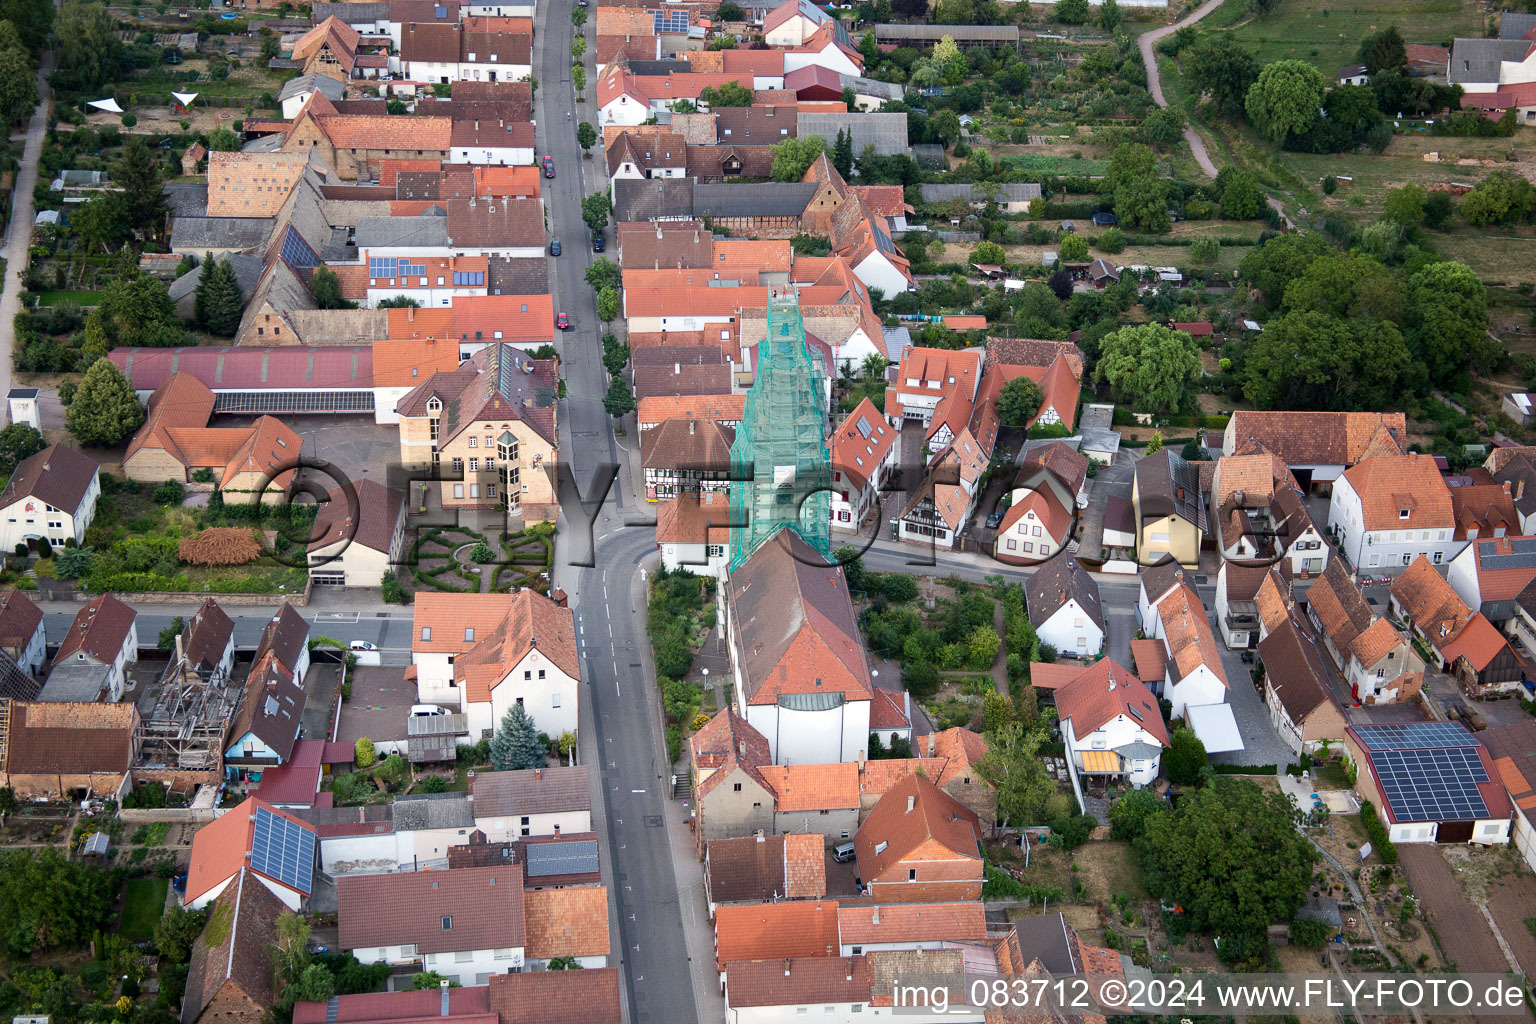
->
[1138, 0, 1225, 178]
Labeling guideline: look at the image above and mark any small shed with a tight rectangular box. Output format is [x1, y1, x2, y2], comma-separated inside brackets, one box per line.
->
[181, 141, 206, 176]
[406, 712, 469, 764]
[81, 832, 110, 863]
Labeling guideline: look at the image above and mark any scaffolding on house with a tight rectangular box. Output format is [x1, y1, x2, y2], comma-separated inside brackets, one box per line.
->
[137, 672, 241, 771]
[728, 288, 832, 570]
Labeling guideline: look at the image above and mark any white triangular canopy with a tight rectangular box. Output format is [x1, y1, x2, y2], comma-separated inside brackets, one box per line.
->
[87, 98, 124, 114]
[172, 91, 199, 107]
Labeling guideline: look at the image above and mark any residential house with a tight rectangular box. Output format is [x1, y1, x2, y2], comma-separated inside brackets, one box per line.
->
[0, 700, 140, 799]
[884, 346, 981, 429]
[703, 833, 827, 916]
[1054, 658, 1168, 794]
[339, 866, 526, 983]
[469, 766, 592, 839]
[636, 394, 746, 433]
[829, 398, 899, 529]
[896, 431, 986, 550]
[1447, 535, 1536, 627]
[641, 416, 736, 501]
[307, 479, 408, 587]
[759, 761, 861, 840]
[1346, 722, 1512, 845]
[1142, 580, 1236, 741]
[722, 531, 873, 765]
[762, 0, 828, 45]
[294, 971, 622, 1024]
[44, 595, 138, 704]
[223, 623, 308, 779]
[1209, 448, 1328, 574]
[180, 868, 286, 1024]
[185, 797, 318, 910]
[1390, 555, 1524, 696]
[854, 773, 981, 903]
[834, 901, 987, 955]
[1222, 410, 1405, 493]
[1489, 448, 1536, 533]
[1132, 449, 1208, 567]
[1029, 440, 1090, 508]
[0, 591, 45, 681]
[290, 17, 361, 81]
[411, 591, 580, 739]
[1213, 562, 1276, 649]
[915, 727, 993, 831]
[688, 709, 777, 847]
[1448, 479, 1518, 543]
[714, 899, 841, 968]
[1481, 720, 1536, 872]
[522, 886, 611, 969]
[994, 458, 1076, 566]
[655, 491, 735, 574]
[0, 443, 100, 553]
[1306, 560, 1423, 704]
[394, 346, 559, 517]
[1449, 13, 1536, 123]
[1025, 556, 1105, 658]
[160, 598, 237, 692]
[1258, 613, 1347, 758]
[1328, 454, 1461, 571]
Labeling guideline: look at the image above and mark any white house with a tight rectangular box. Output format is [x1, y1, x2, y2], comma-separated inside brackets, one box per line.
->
[1328, 454, 1462, 572]
[829, 399, 899, 530]
[0, 590, 46, 680]
[447, 122, 536, 166]
[761, 0, 828, 46]
[994, 464, 1075, 566]
[1222, 410, 1406, 494]
[1482, 723, 1536, 874]
[46, 594, 137, 703]
[469, 766, 593, 839]
[1025, 556, 1104, 659]
[834, 902, 986, 956]
[184, 798, 317, 911]
[656, 492, 732, 576]
[338, 866, 526, 985]
[0, 444, 100, 554]
[1347, 722, 1513, 846]
[1055, 658, 1169, 796]
[308, 480, 408, 587]
[1142, 581, 1231, 725]
[412, 590, 580, 740]
[896, 432, 985, 552]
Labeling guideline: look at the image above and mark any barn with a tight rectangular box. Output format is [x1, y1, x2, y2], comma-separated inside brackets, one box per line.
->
[1345, 722, 1512, 846]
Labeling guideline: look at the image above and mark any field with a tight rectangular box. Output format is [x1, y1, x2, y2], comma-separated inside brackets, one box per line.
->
[118, 877, 168, 939]
[1222, 0, 1486, 73]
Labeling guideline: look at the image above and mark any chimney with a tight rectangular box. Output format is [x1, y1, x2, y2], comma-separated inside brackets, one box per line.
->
[784, 960, 791, 978]
[738, 739, 746, 758]
[674, 362, 681, 374]
[872, 906, 880, 924]
[553, 823, 560, 836]
[846, 961, 853, 983]
[534, 768, 542, 782]
[174, 632, 184, 665]
[689, 420, 696, 435]
[905, 794, 915, 813]
[755, 832, 765, 843]
[439, 981, 451, 1017]
[1504, 480, 1512, 495]
[1176, 486, 1185, 502]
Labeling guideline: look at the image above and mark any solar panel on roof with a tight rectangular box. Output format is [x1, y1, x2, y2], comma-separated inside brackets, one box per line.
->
[1354, 721, 1478, 751]
[1480, 537, 1536, 571]
[1368, 747, 1490, 822]
[524, 839, 599, 878]
[249, 806, 317, 893]
[855, 416, 872, 439]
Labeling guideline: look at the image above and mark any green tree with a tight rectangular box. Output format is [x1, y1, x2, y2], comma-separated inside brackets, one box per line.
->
[53, 546, 93, 579]
[206, 126, 241, 151]
[57, 0, 123, 90]
[1407, 261, 1491, 385]
[1098, 0, 1122, 29]
[858, 31, 879, 66]
[1218, 170, 1263, 219]
[0, 787, 16, 825]
[576, 121, 597, 149]
[1357, 24, 1406, 74]
[278, 963, 335, 1013]
[771, 135, 828, 181]
[1246, 60, 1327, 141]
[71, 193, 130, 254]
[603, 378, 635, 418]
[0, 0, 56, 52]
[596, 286, 620, 324]
[193, 250, 216, 328]
[201, 258, 243, 336]
[717, 0, 743, 16]
[830, 127, 854, 179]
[1144, 430, 1163, 454]
[1164, 726, 1208, 785]
[585, 257, 621, 293]
[1095, 324, 1201, 412]
[353, 737, 376, 768]
[1190, 237, 1219, 263]
[982, 691, 1014, 734]
[700, 79, 753, 106]
[930, 108, 962, 148]
[1057, 232, 1090, 262]
[1108, 787, 1159, 840]
[89, 275, 185, 350]
[601, 335, 629, 375]
[1014, 281, 1067, 339]
[1139, 106, 1186, 146]
[1423, 190, 1456, 229]
[67, 360, 144, 447]
[116, 137, 168, 240]
[153, 904, 207, 962]
[0, 48, 37, 128]
[1188, 35, 1260, 117]
[1280, 252, 1401, 320]
[310, 267, 352, 309]
[0, 424, 44, 478]
[0, 848, 112, 955]
[1054, 0, 1089, 23]
[547, 956, 584, 970]
[971, 240, 1007, 265]
[580, 192, 611, 232]
[966, 625, 1001, 671]
[978, 721, 1054, 826]
[1105, 143, 1169, 232]
[1237, 231, 1333, 306]
[1136, 780, 1317, 963]
[490, 702, 546, 771]
[156, 616, 185, 652]
[1461, 170, 1536, 226]
[996, 376, 1044, 427]
[1243, 310, 1413, 410]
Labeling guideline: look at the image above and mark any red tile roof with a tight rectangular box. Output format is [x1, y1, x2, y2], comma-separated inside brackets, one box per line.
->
[451, 294, 555, 344]
[186, 797, 317, 903]
[835, 901, 986, 945]
[1053, 658, 1168, 744]
[714, 900, 840, 964]
[338, 865, 525, 954]
[853, 773, 981, 882]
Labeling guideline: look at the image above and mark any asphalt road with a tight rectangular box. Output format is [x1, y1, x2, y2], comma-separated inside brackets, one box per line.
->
[528, 1, 702, 1020]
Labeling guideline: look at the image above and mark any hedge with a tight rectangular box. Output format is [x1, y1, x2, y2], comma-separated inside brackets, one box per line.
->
[1359, 799, 1399, 864]
[1211, 763, 1278, 775]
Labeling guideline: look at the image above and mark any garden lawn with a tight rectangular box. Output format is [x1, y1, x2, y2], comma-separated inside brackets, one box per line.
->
[37, 290, 103, 306]
[119, 876, 169, 939]
[1223, 0, 1484, 74]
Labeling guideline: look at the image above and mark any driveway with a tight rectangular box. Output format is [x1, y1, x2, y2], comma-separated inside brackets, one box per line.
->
[1207, 599, 1294, 767]
[1, 50, 54, 409]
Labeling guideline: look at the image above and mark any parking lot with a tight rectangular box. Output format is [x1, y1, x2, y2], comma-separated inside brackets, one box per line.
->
[333, 665, 417, 748]
[213, 412, 402, 492]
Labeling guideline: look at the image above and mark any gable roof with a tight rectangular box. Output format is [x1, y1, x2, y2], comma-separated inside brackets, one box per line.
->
[339, 865, 525, 954]
[186, 797, 317, 903]
[1054, 658, 1168, 744]
[1391, 556, 1471, 638]
[1449, 482, 1517, 539]
[486, 970, 622, 1024]
[0, 590, 41, 651]
[1136, 449, 1208, 531]
[1258, 615, 1338, 725]
[758, 762, 861, 812]
[1482, 719, 1536, 817]
[310, 479, 406, 557]
[1342, 454, 1454, 531]
[707, 832, 827, 904]
[1156, 584, 1229, 689]
[831, 398, 897, 493]
[51, 594, 136, 668]
[1026, 556, 1104, 630]
[726, 530, 873, 704]
[853, 773, 980, 881]
[714, 900, 840, 963]
[0, 444, 98, 514]
[3, 700, 136, 773]
[1306, 559, 1373, 654]
[180, 598, 236, 676]
[834, 901, 986, 946]
[469, 765, 590, 818]
[690, 709, 772, 798]
[181, 868, 286, 1024]
[522, 886, 610, 959]
[450, 589, 580, 704]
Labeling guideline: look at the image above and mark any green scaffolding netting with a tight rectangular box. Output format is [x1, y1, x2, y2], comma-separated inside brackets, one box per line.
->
[728, 289, 832, 570]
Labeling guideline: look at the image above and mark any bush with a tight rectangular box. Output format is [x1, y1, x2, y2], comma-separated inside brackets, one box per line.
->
[879, 573, 919, 602]
[35, 538, 51, 559]
[152, 480, 186, 506]
[1359, 800, 1398, 863]
[354, 737, 377, 769]
[1291, 916, 1329, 948]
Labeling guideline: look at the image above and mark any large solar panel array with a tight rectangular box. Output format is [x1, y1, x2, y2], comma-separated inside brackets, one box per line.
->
[524, 839, 599, 878]
[1368, 747, 1490, 823]
[1353, 721, 1479, 752]
[249, 806, 317, 893]
[1480, 536, 1536, 571]
[650, 9, 689, 33]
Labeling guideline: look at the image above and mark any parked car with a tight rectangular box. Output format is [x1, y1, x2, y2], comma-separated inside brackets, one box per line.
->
[349, 640, 378, 651]
[541, 155, 555, 178]
[1459, 704, 1487, 731]
[556, 312, 570, 330]
[592, 232, 605, 252]
[549, 239, 561, 256]
[832, 842, 856, 862]
[411, 704, 450, 717]
[985, 508, 1005, 529]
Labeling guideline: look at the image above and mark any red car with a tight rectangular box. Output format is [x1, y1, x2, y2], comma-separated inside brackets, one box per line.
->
[542, 156, 555, 179]
[556, 312, 570, 330]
